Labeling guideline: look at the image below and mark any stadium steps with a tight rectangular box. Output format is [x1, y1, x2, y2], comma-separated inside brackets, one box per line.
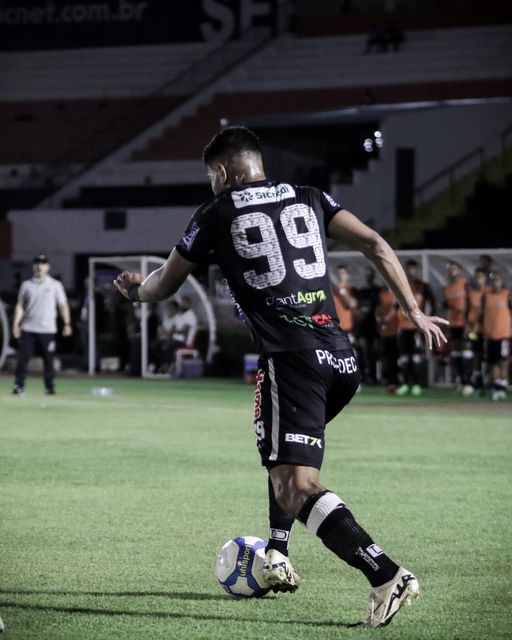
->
[385, 146, 512, 248]
[33, 28, 276, 208]
[131, 23, 512, 163]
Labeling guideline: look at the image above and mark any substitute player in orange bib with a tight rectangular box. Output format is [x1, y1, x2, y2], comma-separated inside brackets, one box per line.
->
[443, 260, 473, 395]
[482, 272, 511, 400]
[395, 259, 436, 396]
[466, 267, 487, 393]
[376, 287, 400, 392]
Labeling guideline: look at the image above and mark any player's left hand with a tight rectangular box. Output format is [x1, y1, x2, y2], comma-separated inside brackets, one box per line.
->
[114, 271, 144, 299]
[410, 309, 449, 350]
[62, 324, 73, 337]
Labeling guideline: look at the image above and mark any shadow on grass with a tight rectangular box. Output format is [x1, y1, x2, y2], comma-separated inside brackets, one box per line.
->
[0, 589, 225, 601]
[0, 599, 360, 628]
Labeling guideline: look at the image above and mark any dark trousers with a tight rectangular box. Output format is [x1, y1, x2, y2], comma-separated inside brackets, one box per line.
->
[15, 331, 56, 390]
[380, 335, 399, 385]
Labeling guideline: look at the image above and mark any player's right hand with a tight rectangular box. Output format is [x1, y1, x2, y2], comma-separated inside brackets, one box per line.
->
[12, 325, 20, 339]
[410, 309, 449, 350]
[113, 271, 144, 299]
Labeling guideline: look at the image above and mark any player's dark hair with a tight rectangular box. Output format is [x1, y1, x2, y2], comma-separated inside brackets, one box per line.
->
[202, 126, 262, 165]
[474, 267, 486, 275]
[336, 264, 347, 270]
[405, 259, 418, 267]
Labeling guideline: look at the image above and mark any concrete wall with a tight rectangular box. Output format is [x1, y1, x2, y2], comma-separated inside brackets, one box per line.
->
[332, 101, 512, 231]
[3, 206, 194, 289]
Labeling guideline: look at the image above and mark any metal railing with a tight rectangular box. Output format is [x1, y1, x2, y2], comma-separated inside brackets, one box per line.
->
[414, 146, 485, 210]
[414, 121, 512, 211]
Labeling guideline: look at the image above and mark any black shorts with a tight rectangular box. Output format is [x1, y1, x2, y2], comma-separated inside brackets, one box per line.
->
[485, 339, 510, 365]
[254, 348, 360, 470]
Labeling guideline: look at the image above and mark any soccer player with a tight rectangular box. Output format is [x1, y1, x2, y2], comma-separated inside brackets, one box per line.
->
[11, 254, 72, 395]
[395, 259, 436, 396]
[466, 267, 487, 391]
[443, 260, 473, 394]
[332, 264, 357, 343]
[355, 266, 380, 384]
[114, 127, 447, 627]
[375, 286, 399, 392]
[482, 272, 511, 400]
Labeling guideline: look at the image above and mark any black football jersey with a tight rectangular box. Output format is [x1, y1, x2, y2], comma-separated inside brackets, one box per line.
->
[176, 180, 350, 354]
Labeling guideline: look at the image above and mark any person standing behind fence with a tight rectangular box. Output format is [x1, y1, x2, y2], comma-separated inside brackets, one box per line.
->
[395, 259, 436, 397]
[482, 273, 511, 401]
[355, 266, 380, 384]
[443, 261, 473, 394]
[332, 264, 358, 344]
[375, 287, 399, 392]
[11, 254, 72, 395]
[466, 267, 487, 393]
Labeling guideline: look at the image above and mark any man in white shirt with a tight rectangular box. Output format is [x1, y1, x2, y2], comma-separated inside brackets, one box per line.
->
[172, 296, 198, 348]
[12, 254, 72, 395]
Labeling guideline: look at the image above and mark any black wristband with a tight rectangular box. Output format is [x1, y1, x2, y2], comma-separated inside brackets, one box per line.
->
[127, 284, 141, 303]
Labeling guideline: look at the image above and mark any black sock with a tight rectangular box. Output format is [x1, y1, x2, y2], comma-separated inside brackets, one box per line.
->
[297, 490, 399, 587]
[451, 352, 463, 385]
[265, 476, 294, 557]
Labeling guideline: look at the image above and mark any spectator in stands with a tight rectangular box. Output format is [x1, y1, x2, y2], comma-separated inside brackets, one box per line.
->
[364, 24, 387, 53]
[443, 261, 473, 394]
[355, 266, 380, 384]
[482, 272, 511, 401]
[385, 22, 405, 52]
[396, 259, 436, 397]
[375, 287, 399, 392]
[332, 264, 357, 344]
[11, 254, 72, 395]
[466, 267, 487, 392]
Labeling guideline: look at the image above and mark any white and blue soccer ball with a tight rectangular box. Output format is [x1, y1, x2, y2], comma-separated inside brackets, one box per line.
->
[215, 535, 271, 598]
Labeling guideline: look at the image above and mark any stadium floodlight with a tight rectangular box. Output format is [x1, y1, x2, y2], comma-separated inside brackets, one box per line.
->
[87, 255, 217, 378]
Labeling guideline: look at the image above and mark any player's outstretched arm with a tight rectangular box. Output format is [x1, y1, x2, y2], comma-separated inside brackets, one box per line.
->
[327, 209, 448, 349]
[114, 248, 198, 303]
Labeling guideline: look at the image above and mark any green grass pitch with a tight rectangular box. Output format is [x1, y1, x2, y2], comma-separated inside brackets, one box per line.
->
[0, 375, 510, 639]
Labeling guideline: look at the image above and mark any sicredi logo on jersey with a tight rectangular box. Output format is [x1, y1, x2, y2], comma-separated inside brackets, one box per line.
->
[231, 184, 296, 209]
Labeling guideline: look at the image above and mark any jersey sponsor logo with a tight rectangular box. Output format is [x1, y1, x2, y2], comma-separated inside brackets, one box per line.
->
[254, 420, 265, 447]
[254, 369, 265, 419]
[180, 221, 200, 252]
[266, 289, 327, 308]
[285, 433, 323, 448]
[323, 191, 341, 209]
[231, 183, 296, 209]
[279, 313, 335, 330]
[270, 528, 290, 542]
[367, 544, 384, 558]
[315, 349, 358, 373]
[355, 546, 379, 571]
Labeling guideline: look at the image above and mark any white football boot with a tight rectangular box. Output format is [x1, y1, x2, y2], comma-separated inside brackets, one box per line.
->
[362, 567, 420, 628]
[262, 549, 301, 593]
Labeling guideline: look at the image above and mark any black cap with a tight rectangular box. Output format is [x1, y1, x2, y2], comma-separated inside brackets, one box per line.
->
[33, 254, 49, 264]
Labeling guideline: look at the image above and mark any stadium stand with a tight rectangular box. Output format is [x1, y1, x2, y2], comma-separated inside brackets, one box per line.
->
[1, 0, 511, 260]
